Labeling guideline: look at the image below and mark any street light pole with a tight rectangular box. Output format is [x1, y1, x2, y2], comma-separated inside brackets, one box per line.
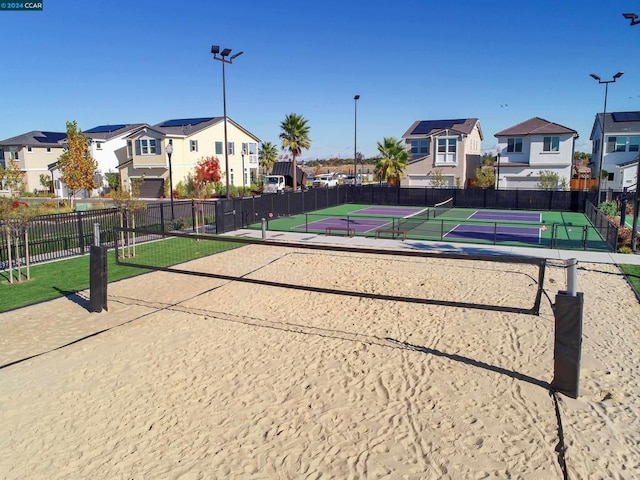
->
[495, 152, 501, 190]
[354, 95, 360, 181]
[241, 146, 246, 197]
[623, 12, 639, 250]
[166, 141, 174, 220]
[211, 45, 243, 198]
[590, 71, 624, 203]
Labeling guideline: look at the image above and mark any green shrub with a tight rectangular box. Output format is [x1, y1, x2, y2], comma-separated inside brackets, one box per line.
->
[598, 201, 617, 217]
[618, 245, 633, 254]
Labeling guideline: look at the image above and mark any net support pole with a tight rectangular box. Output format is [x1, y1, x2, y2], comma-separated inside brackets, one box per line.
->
[89, 244, 108, 313]
[261, 218, 267, 239]
[566, 258, 578, 296]
[551, 288, 583, 399]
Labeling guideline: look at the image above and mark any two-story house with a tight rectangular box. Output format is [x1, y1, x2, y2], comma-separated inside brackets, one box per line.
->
[84, 123, 146, 193]
[494, 117, 578, 190]
[401, 118, 483, 188]
[118, 117, 260, 198]
[589, 111, 640, 191]
[0, 131, 66, 195]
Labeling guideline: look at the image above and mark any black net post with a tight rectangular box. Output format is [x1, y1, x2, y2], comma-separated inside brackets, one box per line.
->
[89, 222, 108, 313]
[551, 289, 583, 398]
[89, 245, 108, 313]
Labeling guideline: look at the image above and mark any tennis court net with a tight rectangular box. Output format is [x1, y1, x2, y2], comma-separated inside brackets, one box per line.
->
[433, 197, 454, 218]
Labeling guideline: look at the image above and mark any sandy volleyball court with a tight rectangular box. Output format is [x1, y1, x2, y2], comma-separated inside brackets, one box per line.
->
[1, 243, 639, 479]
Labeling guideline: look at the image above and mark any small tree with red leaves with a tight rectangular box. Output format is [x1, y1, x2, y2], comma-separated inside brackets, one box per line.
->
[194, 156, 222, 197]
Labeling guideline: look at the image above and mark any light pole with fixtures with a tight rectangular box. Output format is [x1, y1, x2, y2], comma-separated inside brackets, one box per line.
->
[622, 12, 639, 250]
[354, 95, 360, 181]
[211, 45, 243, 198]
[590, 71, 624, 202]
[166, 141, 174, 220]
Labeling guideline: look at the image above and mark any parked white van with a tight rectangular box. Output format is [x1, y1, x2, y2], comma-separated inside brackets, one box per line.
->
[312, 173, 338, 188]
[263, 175, 286, 193]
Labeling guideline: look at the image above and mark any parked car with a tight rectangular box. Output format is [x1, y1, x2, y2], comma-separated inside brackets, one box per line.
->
[344, 175, 363, 186]
[312, 173, 338, 188]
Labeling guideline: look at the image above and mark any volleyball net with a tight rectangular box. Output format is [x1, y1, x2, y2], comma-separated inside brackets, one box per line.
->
[114, 227, 547, 315]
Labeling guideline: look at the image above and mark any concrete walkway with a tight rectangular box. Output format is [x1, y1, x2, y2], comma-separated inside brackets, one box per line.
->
[230, 229, 640, 266]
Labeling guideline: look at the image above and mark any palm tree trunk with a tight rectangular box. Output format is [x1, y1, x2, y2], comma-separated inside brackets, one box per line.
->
[292, 155, 297, 191]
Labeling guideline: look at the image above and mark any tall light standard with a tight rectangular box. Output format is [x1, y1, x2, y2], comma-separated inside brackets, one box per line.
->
[241, 146, 247, 197]
[590, 71, 624, 202]
[166, 141, 174, 220]
[211, 45, 243, 198]
[623, 12, 639, 250]
[353, 95, 360, 180]
[495, 152, 501, 190]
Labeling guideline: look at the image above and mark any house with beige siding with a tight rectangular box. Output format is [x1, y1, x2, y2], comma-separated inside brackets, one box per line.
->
[0, 131, 66, 195]
[495, 117, 577, 190]
[119, 117, 260, 197]
[401, 118, 483, 188]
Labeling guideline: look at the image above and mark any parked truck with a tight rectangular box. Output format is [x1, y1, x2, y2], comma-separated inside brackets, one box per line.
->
[263, 175, 286, 193]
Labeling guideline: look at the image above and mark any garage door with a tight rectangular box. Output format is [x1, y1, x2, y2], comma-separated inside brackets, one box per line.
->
[139, 178, 165, 198]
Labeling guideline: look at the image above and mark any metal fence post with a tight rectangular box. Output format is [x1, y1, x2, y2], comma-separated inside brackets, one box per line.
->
[77, 211, 85, 254]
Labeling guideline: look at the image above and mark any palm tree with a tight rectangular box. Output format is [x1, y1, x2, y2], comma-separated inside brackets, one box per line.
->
[279, 113, 311, 191]
[375, 137, 409, 186]
[258, 141, 278, 175]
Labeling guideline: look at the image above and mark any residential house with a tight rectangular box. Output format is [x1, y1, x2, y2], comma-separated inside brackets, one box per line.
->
[495, 117, 578, 190]
[85, 123, 146, 193]
[119, 117, 261, 197]
[0, 131, 66, 194]
[590, 111, 640, 191]
[401, 118, 483, 188]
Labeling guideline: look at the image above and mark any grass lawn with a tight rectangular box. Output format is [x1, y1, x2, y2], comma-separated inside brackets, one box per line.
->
[0, 236, 241, 312]
[620, 264, 640, 297]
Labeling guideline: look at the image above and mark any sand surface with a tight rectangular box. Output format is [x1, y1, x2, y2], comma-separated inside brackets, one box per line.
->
[1, 243, 639, 479]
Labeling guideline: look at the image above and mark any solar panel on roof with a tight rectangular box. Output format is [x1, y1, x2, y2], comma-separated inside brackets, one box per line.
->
[411, 119, 466, 135]
[34, 132, 67, 143]
[159, 117, 214, 128]
[612, 112, 640, 123]
[85, 124, 127, 133]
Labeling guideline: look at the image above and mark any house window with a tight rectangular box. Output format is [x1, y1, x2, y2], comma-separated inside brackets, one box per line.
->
[47, 147, 51, 152]
[242, 142, 248, 155]
[136, 138, 159, 155]
[611, 136, 626, 152]
[410, 139, 429, 155]
[228, 142, 235, 155]
[543, 136, 559, 152]
[96, 142, 102, 150]
[27, 146, 32, 152]
[190, 140, 198, 152]
[437, 138, 456, 154]
[9, 151, 18, 161]
[507, 138, 523, 153]
[215, 141, 223, 155]
[230, 169, 234, 185]
[127, 140, 132, 157]
[249, 143, 257, 155]
[608, 172, 614, 181]
[630, 136, 640, 152]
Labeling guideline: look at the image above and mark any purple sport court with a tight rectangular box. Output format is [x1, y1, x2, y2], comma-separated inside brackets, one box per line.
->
[469, 211, 542, 222]
[294, 217, 391, 233]
[444, 224, 541, 244]
[352, 206, 426, 217]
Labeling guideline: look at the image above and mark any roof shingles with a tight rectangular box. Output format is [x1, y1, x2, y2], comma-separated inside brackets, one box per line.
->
[495, 117, 577, 137]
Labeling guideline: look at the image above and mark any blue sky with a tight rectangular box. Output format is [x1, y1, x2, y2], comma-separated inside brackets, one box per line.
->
[1, 0, 639, 160]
